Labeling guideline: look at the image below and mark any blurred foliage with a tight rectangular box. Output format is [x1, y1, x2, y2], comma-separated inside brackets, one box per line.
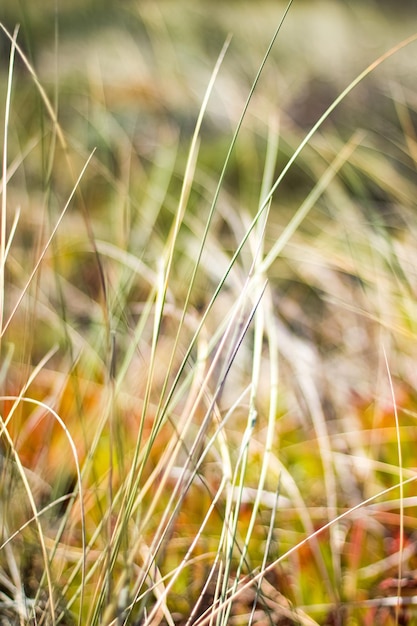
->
[1, 1, 417, 624]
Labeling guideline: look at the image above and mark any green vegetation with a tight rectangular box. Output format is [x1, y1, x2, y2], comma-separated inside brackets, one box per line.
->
[1, 1, 417, 624]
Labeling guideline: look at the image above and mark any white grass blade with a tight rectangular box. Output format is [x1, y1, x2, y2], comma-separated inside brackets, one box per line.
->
[0, 25, 19, 334]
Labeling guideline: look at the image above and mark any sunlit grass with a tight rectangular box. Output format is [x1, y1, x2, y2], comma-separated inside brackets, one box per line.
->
[1, 2, 417, 625]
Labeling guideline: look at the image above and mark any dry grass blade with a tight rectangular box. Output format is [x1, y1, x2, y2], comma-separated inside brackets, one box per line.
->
[0, 25, 18, 335]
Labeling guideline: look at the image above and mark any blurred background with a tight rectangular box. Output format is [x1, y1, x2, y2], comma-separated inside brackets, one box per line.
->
[2, 1, 416, 149]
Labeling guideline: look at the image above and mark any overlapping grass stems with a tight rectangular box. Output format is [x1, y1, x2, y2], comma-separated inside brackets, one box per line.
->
[1, 1, 417, 624]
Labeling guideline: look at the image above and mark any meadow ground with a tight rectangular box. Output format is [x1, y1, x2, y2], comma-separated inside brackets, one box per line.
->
[1, 1, 417, 624]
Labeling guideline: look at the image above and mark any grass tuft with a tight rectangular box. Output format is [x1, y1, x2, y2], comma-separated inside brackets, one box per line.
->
[1, 3, 417, 625]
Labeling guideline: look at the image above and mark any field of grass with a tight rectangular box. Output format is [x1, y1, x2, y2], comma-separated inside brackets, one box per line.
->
[1, 1, 417, 624]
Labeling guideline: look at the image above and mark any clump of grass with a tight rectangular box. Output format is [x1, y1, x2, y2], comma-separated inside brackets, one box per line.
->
[1, 3, 417, 625]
